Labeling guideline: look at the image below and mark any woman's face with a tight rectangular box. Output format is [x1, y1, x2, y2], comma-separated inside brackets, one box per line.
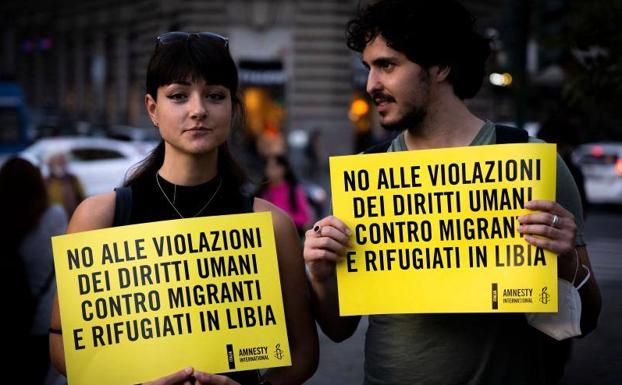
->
[146, 77, 232, 157]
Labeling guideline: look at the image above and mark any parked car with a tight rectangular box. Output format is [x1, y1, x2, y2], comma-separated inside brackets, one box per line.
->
[572, 142, 622, 205]
[20, 137, 154, 197]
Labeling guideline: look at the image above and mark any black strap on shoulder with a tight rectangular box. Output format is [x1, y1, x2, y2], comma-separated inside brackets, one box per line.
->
[362, 138, 394, 154]
[113, 186, 132, 227]
[241, 193, 254, 213]
[494, 124, 529, 144]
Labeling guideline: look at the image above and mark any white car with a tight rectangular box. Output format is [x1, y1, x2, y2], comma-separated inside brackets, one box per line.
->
[572, 142, 622, 205]
[20, 137, 155, 196]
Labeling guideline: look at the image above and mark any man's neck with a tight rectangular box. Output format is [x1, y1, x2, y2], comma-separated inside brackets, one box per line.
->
[403, 95, 484, 150]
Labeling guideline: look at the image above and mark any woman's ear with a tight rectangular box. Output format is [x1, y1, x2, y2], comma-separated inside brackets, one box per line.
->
[145, 94, 158, 126]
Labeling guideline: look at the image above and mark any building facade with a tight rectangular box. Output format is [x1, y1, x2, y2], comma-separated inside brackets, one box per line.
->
[2, 0, 524, 157]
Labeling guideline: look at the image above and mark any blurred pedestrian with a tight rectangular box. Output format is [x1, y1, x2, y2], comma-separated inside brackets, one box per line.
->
[305, 128, 322, 180]
[48, 31, 318, 385]
[538, 113, 589, 213]
[0, 157, 68, 384]
[45, 152, 85, 216]
[257, 154, 312, 237]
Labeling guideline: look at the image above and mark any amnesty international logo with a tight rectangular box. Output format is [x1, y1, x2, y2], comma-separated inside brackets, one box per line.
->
[226, 344, 235, 370]
[539, 287, 550, 304]
[274, 344, 285, 360]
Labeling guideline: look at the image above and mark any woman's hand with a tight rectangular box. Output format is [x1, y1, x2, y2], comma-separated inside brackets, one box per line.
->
[518, 200, 577, 256]
[143, 367, 194, 385]
[304, 215, 352, 282]
[193, 371, 241, 385]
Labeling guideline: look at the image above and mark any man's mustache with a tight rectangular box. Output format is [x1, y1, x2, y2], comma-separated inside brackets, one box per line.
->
[371, 91, 395, 105]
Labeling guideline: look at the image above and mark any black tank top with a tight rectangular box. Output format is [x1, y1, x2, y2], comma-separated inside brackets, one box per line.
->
[115, 171, 260, 385]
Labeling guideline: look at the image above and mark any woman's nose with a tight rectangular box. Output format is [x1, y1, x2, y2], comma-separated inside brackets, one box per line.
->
[189, 94, 207, 120]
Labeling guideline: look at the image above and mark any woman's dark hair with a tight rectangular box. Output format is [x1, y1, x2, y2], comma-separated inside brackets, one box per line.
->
[346, 0, 491, 99]
[0, 157, 49, 248]
[126, 34, 247, 188]
[257, 154, 301, 213]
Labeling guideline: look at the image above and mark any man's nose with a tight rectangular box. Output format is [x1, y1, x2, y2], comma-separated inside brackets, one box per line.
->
[366, 69, 382, 96]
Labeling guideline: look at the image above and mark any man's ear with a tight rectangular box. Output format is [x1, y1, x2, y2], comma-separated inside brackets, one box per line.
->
[431, 65, 451, 82]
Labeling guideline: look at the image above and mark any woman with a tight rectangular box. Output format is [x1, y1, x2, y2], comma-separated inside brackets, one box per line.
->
[49, 32, 318, 385]
[1, 157, 68, 384]
[257, 155, 311, 236]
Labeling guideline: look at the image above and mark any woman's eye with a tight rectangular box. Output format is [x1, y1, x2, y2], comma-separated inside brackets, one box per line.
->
[167, 93, 187, 101]
[207, 93, 225, 101]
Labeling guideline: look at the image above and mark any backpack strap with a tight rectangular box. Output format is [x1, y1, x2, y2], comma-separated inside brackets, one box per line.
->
[362, 124, 529, 153]
[362, 138, 394, 154]
[113, 186, 132, 227]
[494, 124, 529, 144]
[241, 192, 255, 213]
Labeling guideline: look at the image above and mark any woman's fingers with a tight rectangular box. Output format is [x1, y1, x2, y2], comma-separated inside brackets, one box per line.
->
[143, 368, 194, 385]
[193, 372, 240, 385]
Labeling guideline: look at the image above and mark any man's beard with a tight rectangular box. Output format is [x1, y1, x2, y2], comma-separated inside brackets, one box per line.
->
[380, 105, 427, 132]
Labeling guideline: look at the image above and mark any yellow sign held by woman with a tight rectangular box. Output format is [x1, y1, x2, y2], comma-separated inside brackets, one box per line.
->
[329, 143, 558, 315]
[52, 212, 290, 385]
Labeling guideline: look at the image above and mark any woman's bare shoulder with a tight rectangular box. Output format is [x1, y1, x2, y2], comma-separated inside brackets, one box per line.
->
[67, 192, 116, 233]
[253, 197, 295, 228]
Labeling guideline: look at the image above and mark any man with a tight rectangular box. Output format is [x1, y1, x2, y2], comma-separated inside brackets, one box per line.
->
[303, 1, 601, 384]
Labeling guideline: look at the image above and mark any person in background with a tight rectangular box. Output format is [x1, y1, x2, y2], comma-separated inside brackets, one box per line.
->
[45, 151, 85, 216]
[0, 157, 68, 384]
[49, 31, 318, 385]
[257, 154, 312, 237]
[304, 129, 322, 181]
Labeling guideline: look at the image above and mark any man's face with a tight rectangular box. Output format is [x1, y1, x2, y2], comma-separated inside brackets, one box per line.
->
[363, 35, 430, 132]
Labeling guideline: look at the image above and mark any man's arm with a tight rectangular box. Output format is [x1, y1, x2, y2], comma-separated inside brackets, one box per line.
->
[519, 200, 602, 337]
[304, 216, 361, 342]
[575, 245, 601, 335]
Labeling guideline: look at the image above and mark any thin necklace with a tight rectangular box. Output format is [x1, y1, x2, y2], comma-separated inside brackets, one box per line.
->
[155, 172, 222, 218]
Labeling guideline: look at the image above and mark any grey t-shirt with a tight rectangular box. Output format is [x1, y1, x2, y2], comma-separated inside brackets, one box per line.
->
[20, 204, 67, 335]
[365, 122, 585, 385]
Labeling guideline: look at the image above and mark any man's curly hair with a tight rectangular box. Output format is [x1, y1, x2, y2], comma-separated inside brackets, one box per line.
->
[346, 0, 491, 100]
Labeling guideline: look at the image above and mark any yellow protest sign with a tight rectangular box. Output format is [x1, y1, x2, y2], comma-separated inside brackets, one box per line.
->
[329, 143, 558, 315]
[52, 212, 290, 385]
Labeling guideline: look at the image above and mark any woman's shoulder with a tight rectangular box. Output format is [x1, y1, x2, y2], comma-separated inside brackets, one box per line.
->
[253, 197, 296, 228]
[67, 192, 116, 233]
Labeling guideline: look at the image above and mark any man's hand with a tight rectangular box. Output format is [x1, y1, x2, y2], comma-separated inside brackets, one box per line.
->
[304, 215, 352, 281]
[518, 200, 577, 255]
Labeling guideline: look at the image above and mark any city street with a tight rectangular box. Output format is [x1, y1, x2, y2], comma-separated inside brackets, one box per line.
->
[308, 206, 622, 385]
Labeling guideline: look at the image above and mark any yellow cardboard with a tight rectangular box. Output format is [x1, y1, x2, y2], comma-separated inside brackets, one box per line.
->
[329, 143, 558, 315]
[52, 212, 291, 385]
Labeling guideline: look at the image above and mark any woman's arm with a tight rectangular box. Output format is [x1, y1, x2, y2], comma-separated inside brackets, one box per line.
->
[253, 198, 319, 385]
[49, 192, 116, 375]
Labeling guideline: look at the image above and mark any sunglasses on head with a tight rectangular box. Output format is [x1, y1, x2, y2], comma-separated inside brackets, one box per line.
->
[156, 31, 229, 48]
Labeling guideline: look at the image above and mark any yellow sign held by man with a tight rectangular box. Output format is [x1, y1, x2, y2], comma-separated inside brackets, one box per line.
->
[52, 211, 290, 385]
[329, 143, 558, 315]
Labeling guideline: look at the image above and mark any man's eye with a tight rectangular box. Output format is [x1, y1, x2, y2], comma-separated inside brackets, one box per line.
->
[381, 62, 395, 70]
